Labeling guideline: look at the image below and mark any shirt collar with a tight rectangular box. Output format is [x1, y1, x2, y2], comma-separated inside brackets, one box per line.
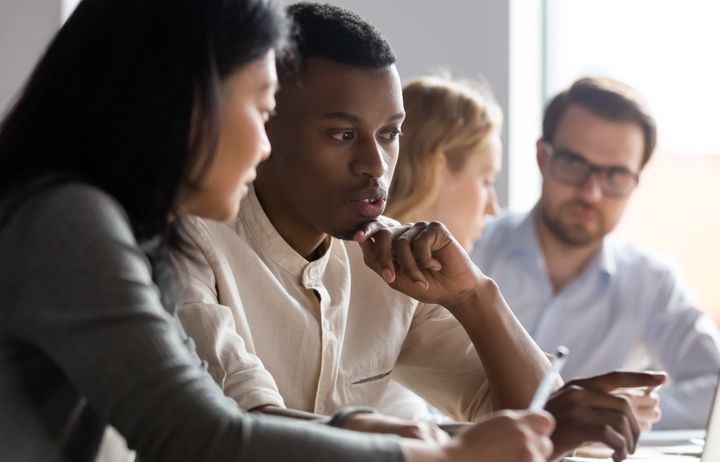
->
[596, 236, 617, 277]
[505, 208, 617, 278]
[237, 184, 332, 279]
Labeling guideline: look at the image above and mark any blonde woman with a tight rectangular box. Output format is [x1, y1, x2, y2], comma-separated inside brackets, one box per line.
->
[387, 75, 502, 250]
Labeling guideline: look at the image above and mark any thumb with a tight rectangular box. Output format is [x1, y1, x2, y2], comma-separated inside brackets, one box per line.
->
[522, 410, 555, 436]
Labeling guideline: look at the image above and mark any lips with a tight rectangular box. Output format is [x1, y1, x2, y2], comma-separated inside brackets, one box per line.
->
[243, 170, 257, 184]
[348, 187, 387, 218]
[566, 201, 599, 224]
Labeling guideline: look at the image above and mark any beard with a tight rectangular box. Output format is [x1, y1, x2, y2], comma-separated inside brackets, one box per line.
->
[539, 199, 606, 247]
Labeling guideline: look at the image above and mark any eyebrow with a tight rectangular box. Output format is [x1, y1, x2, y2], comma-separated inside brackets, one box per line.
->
[320, 111, 406, 124]
[558, 147, 636, 172]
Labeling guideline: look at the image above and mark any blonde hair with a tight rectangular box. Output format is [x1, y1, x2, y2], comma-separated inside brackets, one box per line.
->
[387, 75, 503, 223]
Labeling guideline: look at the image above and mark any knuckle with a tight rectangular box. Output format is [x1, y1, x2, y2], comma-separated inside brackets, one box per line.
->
[496, 414, 515, 427]
[601, 425, 621, 444]
[616, 395, 633, 413]
[565, 385, 585, 403]
[601, 425, 615, 441]
[512, 426, 532, 446]
[564, 378, 580, 387]
[378, 228, 392, 238]
[394, 235, 412, 246]
[610, 413, 627, 430]
[541, 436, 554, 457]
[427, 220, 446, 231]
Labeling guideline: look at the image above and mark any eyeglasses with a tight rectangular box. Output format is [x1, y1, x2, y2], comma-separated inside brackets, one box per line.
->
[542, 142, 639, 198]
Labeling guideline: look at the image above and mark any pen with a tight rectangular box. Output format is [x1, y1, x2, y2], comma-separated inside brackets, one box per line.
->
[529, 346, 569, 411]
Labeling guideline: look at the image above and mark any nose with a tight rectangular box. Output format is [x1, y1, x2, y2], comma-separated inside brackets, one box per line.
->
[351, 138, 388, 179]
[486, 186, 500, 217]
[578, 170, 603, 202]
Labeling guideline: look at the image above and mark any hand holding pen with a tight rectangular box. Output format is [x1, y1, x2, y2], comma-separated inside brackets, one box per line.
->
[529, 346, 569, 411]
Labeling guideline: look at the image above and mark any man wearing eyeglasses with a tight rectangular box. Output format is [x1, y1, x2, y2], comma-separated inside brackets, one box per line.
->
[471, 76, 720, 430]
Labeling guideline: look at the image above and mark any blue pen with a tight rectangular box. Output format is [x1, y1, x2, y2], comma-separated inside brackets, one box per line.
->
[529, 346, 569, 411]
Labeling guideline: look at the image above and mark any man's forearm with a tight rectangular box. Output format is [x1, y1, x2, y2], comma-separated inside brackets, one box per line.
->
[446, 278, 550, 410]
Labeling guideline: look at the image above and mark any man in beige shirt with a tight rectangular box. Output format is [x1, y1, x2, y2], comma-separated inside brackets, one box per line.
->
[176, 3, 665, 461]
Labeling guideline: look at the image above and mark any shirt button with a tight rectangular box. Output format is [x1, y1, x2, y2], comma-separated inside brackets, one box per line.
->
[323, 319, 331, 330]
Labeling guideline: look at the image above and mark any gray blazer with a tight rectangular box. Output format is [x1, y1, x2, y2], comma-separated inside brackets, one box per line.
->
[0, 183, 403, 462]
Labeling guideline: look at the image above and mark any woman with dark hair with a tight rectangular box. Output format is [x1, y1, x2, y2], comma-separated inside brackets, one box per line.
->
[0, 1, 555, 461]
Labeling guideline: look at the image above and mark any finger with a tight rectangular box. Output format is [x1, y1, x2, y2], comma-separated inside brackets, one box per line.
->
[614, 391, 660, 417]
[554, 386, 640, 451]
[630, 394, 660, 410]
[370, 229, 397, 283]
[523, 410, 556, 437]
[354, 219, 394, 243]
[430, 425, 451, 444]
[519, 422, 554, 462]
[604, 408, 635, 456]
[392, 226, 429, 289]
[357, 232, 395, 283]
[582, 422, 629, 462]
[636, 407, 662, 427]
[605, 391, 641, 451]
[636, 406, 661, 421]
[412, 222, 446, 271]
[359, 221, 413, 241]
[405, 423, 450, 444]
[568, 370, 667, 393]
[357, 235, 379, 269]
[535, 435, 554, 459]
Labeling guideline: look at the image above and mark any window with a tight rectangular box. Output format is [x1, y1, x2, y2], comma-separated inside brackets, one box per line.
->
[62, 0, 81, 22]
[545, 0, 720, 321]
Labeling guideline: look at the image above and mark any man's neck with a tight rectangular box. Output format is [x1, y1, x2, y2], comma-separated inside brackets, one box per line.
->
[254, 179, 328, 261]
[532, 209, 603, 293]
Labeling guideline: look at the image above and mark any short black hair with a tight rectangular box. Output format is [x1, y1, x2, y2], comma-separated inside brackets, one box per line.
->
[282, 2, 395, 76]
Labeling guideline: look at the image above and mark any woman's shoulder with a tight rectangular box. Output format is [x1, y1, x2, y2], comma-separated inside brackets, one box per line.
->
[1, 181, 140, 273]
[32, 181, 125, 218]
[4, 181, 130, 235]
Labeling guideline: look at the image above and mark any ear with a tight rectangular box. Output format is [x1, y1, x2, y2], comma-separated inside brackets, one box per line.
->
[435, 151, 451, 180]
[535, 138, 547, 175]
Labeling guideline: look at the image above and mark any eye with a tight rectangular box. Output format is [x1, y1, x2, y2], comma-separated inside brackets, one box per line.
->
[606, 168, 633, 184]
[329, 130, 355, 142]
[379, 127, 403, 142]
[557, 152, 587, 170]
[563, 155, 582, 165]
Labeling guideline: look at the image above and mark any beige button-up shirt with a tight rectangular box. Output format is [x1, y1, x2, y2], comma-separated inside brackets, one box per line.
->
[176, 187, 492, 421]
